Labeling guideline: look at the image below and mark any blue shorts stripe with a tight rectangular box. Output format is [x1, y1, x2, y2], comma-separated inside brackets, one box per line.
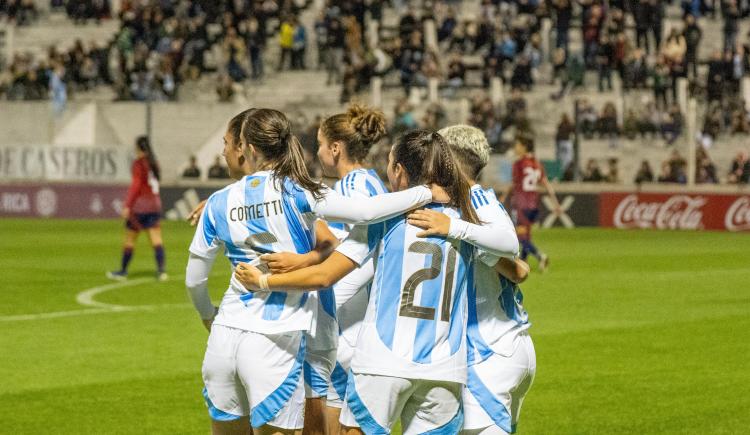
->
[202, 387, 243, 421]
[345, 372, 389, 434]
[418, 404, 463, 435]
[466, 365, 512, 433]
[330, 362, 349, 400]
[250, 335, 305, 428]
[303, 360, 330, 397]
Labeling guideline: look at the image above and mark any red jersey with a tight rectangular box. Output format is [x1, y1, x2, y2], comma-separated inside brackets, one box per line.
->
[125, 157, 162, 214]
[511, 154, 545, 210]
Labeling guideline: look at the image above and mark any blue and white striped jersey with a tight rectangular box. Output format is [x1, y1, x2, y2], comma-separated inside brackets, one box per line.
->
[465, 186, 530, 365]
[337, 204, 475, 384]
[189, 170, 320, 334]
[327, 169, 389, 349]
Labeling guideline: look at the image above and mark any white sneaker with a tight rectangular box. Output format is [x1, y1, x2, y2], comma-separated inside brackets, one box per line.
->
[538, 254, 549, 273]
[106, 270, 127, 281]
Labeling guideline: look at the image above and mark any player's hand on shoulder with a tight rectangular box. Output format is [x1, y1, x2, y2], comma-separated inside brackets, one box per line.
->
[261, 252, 309, 274]
[408, 209, 451, 238]
[234, 262, 262, 291]
[188, 200, 208, 226]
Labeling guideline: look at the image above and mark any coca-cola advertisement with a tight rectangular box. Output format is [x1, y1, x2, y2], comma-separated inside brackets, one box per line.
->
[600, 192, 750, 232]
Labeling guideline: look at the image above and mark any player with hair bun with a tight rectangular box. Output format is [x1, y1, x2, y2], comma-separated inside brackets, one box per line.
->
[234, 130, 520, 434]
[107, 135, 166, 281]
[186, 109, 443, 435]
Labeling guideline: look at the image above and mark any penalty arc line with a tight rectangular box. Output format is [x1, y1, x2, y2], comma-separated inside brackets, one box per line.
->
[0, 275, 190, 322]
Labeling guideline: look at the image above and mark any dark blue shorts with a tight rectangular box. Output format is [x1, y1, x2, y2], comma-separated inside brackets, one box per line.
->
[516, 208, 539, 226]
[126, 212, 161, 230]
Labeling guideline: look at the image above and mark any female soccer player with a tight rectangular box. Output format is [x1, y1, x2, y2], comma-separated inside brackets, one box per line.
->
[234, 130, 518, 434]
[408, 125, 536, 435]
[305, 104, 390, 434]
[185, 109, 443, 435]
[107, 136, 166, 281]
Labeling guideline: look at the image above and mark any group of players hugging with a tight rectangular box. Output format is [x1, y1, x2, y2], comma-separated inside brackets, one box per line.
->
[113, 103, 560, 435]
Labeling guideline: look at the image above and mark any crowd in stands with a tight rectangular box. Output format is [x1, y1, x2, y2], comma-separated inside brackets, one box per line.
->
[1, 0, 311, 102]
[0, 0, 38, 25]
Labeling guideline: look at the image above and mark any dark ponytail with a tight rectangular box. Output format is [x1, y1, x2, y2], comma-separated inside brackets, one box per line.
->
[136, 135, 160, 181]
[240, 108, 324, 199]
[392, 130, 480, 224]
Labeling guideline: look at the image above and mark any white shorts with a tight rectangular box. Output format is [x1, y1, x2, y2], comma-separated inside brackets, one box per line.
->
[326, 333, 356, 408]
[201, 325, 306, 429]
[340, 372, 463, 434]
[462, 333, 536, 434]
[304, 346, 336, 399]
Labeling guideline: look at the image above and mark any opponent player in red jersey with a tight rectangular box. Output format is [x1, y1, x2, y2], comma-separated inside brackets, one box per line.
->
[501, 135, 561, 271]
[107, 136, 167, 281]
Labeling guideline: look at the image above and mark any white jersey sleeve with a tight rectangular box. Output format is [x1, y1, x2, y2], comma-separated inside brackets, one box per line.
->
[334, 223, 380, 267]
[447, 188, 518, 261]
[308, 186, 432, 224]
[189, 194, 224, 259]
[185, 253, 218, 320]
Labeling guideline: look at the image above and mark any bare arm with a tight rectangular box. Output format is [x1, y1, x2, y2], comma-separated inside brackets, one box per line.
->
[234, 251, 358, 292]
[494, 257, 530, 284]
[260, 220, 340, 273]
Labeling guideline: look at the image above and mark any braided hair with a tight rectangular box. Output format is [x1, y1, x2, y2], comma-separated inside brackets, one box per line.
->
[392, 130, 480, 224]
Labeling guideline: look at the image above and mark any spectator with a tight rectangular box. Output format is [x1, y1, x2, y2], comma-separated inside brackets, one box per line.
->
[278, 15, 295, 71]
[582, 159, 605, 182]
[208, 156, 230, 179]
[696, 147, 718, 184]
[246, 17, 266, 80]
[291, 16, 307, 70]
[596, 34, 614, 92]
[728, 151, 750, 184]
[652, 59, 670, 109]
[605, 158, 620, 183]
[216, 74, 235, 102]
[722, 0, 740, 52]
[552, 0, 572, 53]
[555, 113, 575, 169]
[634, 160, 655, 184]
[182, 156, 201, 179]
[597, 102, 619, 139]
[683, 14, 702, 79]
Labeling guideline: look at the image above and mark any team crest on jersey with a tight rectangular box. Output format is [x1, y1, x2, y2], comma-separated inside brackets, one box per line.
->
[250, 178, 261, 188]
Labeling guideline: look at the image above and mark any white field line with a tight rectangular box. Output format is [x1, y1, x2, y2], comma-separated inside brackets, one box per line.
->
[0, 275, 189, 322]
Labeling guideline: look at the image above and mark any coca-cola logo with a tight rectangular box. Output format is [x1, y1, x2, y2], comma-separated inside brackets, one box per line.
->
[725, 197, 750, 231]
[613, 194, 706, 230]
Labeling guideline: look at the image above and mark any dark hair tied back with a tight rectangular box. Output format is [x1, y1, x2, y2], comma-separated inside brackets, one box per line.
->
[392, 130, 480, 224]
[240, 108, 324, 199]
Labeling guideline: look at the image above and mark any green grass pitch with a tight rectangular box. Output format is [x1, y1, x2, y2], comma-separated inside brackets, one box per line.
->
[1, 219, 749, 434]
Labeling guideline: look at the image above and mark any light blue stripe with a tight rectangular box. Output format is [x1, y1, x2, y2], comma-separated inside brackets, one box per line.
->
[466, 264, 494, 365]
[250, 335, 306, 428]
[201, 197, 217, 246]
[262, 291, 288, 320]
[330, 362, 348, 400]
[202, 387, 243, 421]
[418, 404, 463, 435]
[412, 241, 443, 364]
[303, 360, 329, 397]
[447, 242, 471, 355]
[466, 365, 512, 433]
[212, 187, 250, 266]
[367, 169, 388, 193]
[349, 173, 357, 193]
[364, 180, 379, 197]
[375, 220, 403, 350]
[319, 287, 336, 317]
[345, 371, 390, 434]
[470, 193, 478, 209]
